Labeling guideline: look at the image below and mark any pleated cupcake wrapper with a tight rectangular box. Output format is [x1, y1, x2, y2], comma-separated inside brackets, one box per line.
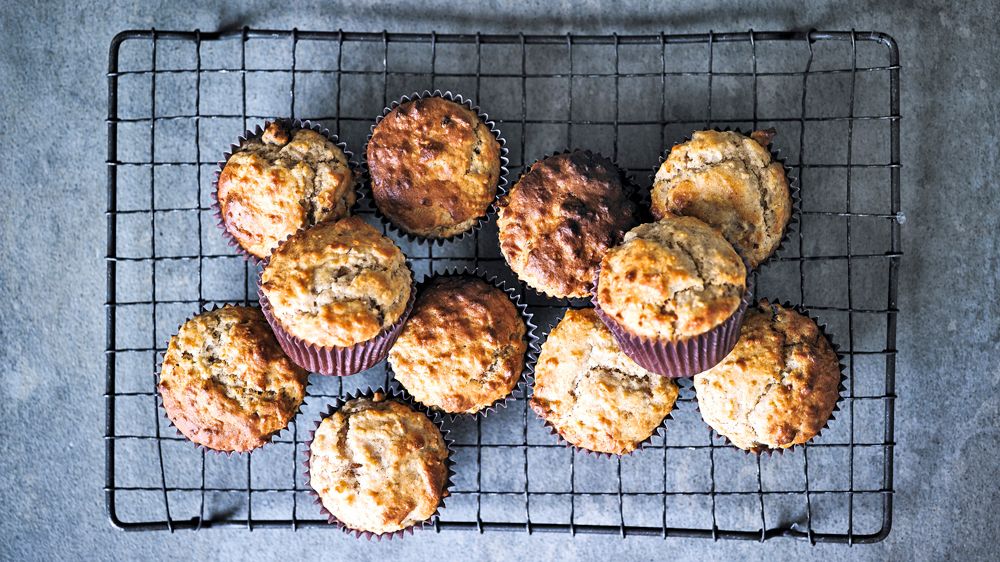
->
[693, 299, 848, 456]
[650, 127, 801, 271]
[302, 387, 456, 540]
[498, 148, 648, 302]
[363, 90, 509, 245]
[592, 259, 755, 379]
[388, 268, 540, 422]
[211, 118, 362, 265]
[156, 303, 312, 456]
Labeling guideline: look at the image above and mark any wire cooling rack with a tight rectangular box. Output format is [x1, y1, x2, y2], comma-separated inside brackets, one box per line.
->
[105, 28, 901, 543]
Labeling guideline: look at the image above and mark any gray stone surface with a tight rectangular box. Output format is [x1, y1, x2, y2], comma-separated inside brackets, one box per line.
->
[1, 0, 997, 560]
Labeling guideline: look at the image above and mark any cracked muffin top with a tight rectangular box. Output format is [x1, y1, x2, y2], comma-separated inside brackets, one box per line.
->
[217, 121, 356, 260]
[260, 217, 412, 348]
[530, 308, 678, 455]
[388, 275, 527, 415]
[497, 150, 638, 298]
[367, 96, 502, 239]
[596, 215, 746, 340]
[651, 129, 791, 268]
[158, 306, 309, 452]
[308, 393, 449, 535]
[694, 300, 841, 451]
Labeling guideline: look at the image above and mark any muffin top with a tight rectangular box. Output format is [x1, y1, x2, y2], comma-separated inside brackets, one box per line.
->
[217, 121, 356, 260]
[309, 394, 449, 534]
[261, 216, 412, 348]
[497, 151, 638, 298]
[596, 216, 746, 340]
[651, 129, 791, 268]
[158, 306, 309, 452]
[530, 308, 678, 455]
[694, 300, 841, 451]
[389, 275, 527, 414]
[367, 96, 502, 238]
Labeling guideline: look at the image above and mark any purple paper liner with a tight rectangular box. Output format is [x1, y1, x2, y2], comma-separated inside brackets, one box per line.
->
[388, 268, 540, 421]
[497, 148, 646, 301]
[303, 387, 455, 540]
[212, 118, 362, 265]
[592, 261, 755, 379]
[156, 303, 311, 455]
[649, 127, 801, 271]
[363, 90, 509, 245]
[693, 300, 848, 456]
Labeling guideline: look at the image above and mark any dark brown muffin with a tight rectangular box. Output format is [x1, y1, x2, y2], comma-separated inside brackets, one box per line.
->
[367, 95, 502, 239]
[497, 150, 638, 298]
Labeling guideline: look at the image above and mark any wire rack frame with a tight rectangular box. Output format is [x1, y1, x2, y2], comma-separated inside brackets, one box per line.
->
[105, 27, 901, 543]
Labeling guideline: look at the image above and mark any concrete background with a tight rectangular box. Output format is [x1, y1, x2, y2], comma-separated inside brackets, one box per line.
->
[1, 0, 997, 560]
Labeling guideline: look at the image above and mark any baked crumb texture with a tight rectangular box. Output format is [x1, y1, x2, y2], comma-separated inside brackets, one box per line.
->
[216, 120, 356, 260]
[530, 308, 678, 455]
[158, 305, 309, 453]
[307, 393, 450, 536]
[367, 94, 503, 239]
[694, 300, 842, 452]
[651, 129, 791, 268]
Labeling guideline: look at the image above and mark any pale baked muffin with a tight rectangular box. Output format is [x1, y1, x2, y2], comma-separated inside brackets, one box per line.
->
[650, 129, 791, 268]
[497, 151, 638, 298]
[217, 121, 356, 260]
[596, 216, 746, 341]
[260, 216, 412, 348]
[530, 308, 678, 455]
[694, 300, 841, 451]
[308, 393, 449, 535]
[158, 306, 308, 452]
[389, 275, 527, 415]
[367, 95, 502, 239]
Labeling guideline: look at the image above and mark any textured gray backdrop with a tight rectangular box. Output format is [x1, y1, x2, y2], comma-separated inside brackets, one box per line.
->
[0, 1, 997, 560]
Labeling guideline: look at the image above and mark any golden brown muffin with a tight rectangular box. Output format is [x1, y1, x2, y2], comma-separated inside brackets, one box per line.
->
[389, 276, 527, 414]
[650, 130, 791, 268]
[260, 216, 412, 348]
[596, 216, 746, 340]
[309, 393, 449, 534]
[694, 300, 841, 451]
[497, 151, 638, 298]
[367, 96, 502, 238]
[217, 121, 356, 260]
[530, 308, 678, 455]
[158, 306, 309, 452]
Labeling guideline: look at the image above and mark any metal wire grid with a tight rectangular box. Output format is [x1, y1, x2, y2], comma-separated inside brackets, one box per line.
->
[105, 28, 901, 543]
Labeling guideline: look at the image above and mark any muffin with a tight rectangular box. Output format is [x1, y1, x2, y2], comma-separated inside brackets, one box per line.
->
[259, 217, 413, 375]
[530, 308, 678, 455]
[216, 120, 356, 260]
[650, 129, 791, 268]
[308, 393, 450, 535]
[694, 300, 842, 451]
[497, 150, 638, 298]
[389, 275, 528, 415]
[367, 94, 502, 239]
[158, 306, 309, 452]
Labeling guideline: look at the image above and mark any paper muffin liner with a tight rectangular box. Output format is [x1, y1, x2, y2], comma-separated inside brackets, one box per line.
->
[303, 387, 455, 540]
[693, 300, 848, 456]
[498, 148, 648, 304]
[156, 302, 312, 456]
[211, 118, 362, 265]
[387, 268, 540, 421]
[256, 223, 417, 376]
[363, 90, 509, 246]
[592, 258, 755, 379]
[650, 127, 801, 271]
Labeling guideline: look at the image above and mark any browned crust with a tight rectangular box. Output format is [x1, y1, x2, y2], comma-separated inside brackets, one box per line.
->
[367, 97, 501, 238]
[497, 151, 638, 298]
[158, 306, 309, 452]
